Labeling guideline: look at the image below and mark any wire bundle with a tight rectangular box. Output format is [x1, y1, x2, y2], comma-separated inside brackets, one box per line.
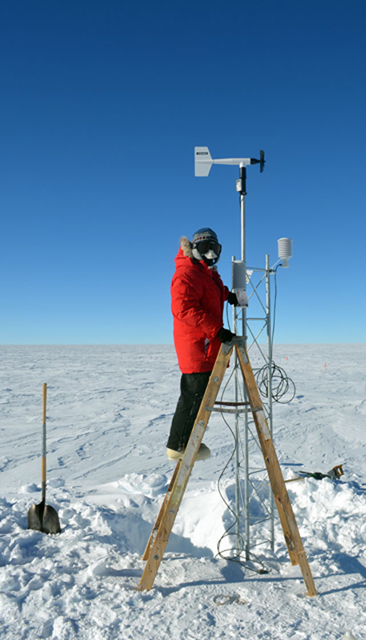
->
[254, 362, 296, 404]
[214, 370, 270, 574]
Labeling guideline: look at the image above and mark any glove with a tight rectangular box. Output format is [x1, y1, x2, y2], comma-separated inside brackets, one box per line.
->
[227, 292, 238, 306]
[216, 327, 236, 343]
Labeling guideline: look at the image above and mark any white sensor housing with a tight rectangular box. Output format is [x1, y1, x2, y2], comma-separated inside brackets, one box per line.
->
[231, 261, 253, 307]
[277, 238, 293, 268]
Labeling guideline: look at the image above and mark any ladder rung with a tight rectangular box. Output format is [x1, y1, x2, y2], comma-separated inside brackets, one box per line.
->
[214, 401, 250, 406]
[207, 406, 251, 414]
[207, 400, 252, 414]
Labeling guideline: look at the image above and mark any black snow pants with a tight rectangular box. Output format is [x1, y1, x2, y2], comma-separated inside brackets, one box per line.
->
[167, 371, 211, 451]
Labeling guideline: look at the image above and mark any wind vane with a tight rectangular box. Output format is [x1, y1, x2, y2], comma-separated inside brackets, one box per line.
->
[194, 146, 265, 177]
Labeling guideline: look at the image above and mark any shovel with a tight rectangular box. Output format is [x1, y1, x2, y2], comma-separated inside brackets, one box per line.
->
[28, 383, 61, 534]
[284, 464, 344, 484]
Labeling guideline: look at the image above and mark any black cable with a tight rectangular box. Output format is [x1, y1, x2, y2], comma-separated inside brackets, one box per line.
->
[215, 369, 270, 574]
[254, 362, 296, 404]
[271, 264, 281, 344]
[215, 410, 270, 574]
[226, 299, 232, 332]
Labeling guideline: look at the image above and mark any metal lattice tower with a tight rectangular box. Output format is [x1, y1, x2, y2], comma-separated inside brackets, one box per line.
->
[195, 147, 287, 567]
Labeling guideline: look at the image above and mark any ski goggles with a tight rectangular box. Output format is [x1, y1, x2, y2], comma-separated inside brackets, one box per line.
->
[194, 240, 222, 256]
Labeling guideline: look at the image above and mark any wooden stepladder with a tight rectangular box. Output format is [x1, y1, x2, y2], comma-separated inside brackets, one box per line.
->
[138, 338, 317, 596]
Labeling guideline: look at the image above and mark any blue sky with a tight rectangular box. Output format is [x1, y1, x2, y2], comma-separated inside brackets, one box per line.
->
[1, 0, 365, 344]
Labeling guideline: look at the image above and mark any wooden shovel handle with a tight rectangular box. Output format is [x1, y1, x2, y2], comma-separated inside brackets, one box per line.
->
[42, 384, 47, 495]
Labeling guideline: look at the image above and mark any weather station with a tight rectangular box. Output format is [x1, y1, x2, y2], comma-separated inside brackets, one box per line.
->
[195, 146, 294, 570]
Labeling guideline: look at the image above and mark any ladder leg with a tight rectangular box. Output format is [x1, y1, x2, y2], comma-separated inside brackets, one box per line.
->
[297, 551, 317, 597]
[235, 341, 317, 597]
[142, 460, 182, 561]
[138, 345, 233, 591]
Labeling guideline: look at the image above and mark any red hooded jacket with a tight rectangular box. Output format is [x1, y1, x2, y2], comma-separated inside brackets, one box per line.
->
[171, 237, 229, 373]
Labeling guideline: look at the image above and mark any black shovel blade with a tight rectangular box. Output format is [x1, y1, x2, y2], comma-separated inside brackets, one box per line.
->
[27, 500, 61, 534]
[43, 505, 61, 534]
[28, 500, 45, 532]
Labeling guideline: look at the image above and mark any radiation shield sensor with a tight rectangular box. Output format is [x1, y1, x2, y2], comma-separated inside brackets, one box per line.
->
[277, 237, 293, 268]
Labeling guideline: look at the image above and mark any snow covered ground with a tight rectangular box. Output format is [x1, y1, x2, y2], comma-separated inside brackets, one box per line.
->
[1, 344, 366, 639]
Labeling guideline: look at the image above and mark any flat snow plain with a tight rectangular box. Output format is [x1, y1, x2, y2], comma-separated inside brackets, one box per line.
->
[1, 344, 366, 639]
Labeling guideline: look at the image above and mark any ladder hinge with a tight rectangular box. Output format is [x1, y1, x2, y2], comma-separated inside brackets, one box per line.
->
[236, 343, 248, 363]
[222, 342, 234, 355]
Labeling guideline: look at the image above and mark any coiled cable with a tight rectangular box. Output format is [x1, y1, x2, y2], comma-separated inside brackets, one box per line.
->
[254, 362, 296, 404]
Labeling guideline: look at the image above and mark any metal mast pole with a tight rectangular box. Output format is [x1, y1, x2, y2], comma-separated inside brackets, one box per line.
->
[232, 285, 240, 552]
[266, 254, 275, 550]
[238, 164, 250, 559]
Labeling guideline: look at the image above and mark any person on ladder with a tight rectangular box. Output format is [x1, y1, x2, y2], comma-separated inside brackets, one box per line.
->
[166, 227, 237, 461]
